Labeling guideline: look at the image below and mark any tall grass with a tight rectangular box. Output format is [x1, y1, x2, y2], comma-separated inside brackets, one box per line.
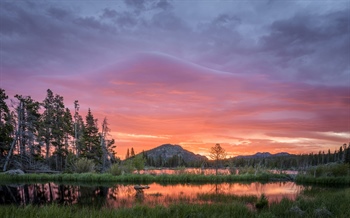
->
[1, 188, 349, 218]
[72, 158, 95, 173]
[0, 172, 292, 184]
[295, 175, 350, 186]
[0, 203, 254, 218]
[305, 163, 349, 177]
[264, 187, 350, 218]
[197, 193, 257, 204]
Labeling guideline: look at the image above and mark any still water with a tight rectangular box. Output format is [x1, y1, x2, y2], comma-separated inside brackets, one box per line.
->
[0, 182, 302, 208]
[139, 168, 299, 175]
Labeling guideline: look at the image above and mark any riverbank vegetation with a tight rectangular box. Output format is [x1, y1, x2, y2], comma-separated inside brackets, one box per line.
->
[0, 171, 292, 184]
[295, 163, 350, 185]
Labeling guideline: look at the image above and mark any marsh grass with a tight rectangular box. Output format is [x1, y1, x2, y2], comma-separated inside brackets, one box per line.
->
[0, 203, 253, 218]
[197, 193, 257, 204]
[0, 187, 349, 217]
[0, 172, 291, 184]
[264, 187, 350, 218]
[295, 175, 350, 185]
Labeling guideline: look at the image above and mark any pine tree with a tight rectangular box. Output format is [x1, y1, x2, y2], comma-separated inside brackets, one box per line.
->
[100, 117, 115, 171]
[344, 143, 350, 165]
[38, 89, 70, 170]
[63, 108, 73, 152]
[14, 95, 41, 164]
[131, 147, 135, 157]
[82, 108, 101, 163]
[126, 148, 130, 159]
[339, 146, 343, 162]
[0, 88, 14, 157]
[39, 89, 55, 160]
[51, 93, 67, 170]
[75, 114, 85, 158]
[62, 108, 73, 170]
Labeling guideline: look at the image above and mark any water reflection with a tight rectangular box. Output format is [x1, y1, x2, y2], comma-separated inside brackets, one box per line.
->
[139, 168, 299, 175]
[0, 182, 302, 208]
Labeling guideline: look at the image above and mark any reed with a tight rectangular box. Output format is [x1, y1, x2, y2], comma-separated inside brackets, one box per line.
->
[1, 188, 349, 218]
[197, 193, 257, 204]
[0, 172, 292, 184]
[266, 187, 350, 218]
[0, 203, 253, 218]
[295, 175, 350, 186]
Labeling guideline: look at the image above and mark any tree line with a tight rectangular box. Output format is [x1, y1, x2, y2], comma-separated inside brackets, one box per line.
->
[230, 143, 350, 170]
[0, 88, 118, 172]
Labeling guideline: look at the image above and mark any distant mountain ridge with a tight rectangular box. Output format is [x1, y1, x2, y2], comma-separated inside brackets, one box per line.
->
[144, 144, 208, 164]
[235, 152, 291, 159]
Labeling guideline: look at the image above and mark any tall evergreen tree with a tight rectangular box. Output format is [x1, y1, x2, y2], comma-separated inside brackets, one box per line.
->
[14, 95, 41, 164]
[51, 93, 68, 170]
[131, 147, 135, 157]
[39, 89, 55, 160]
[82, 108, 101, 163]
[75, 114, 85, 157]
[345, 143, 350, 165]
[99, 117, 118, 169]
[62, 108, 74, 169]
[63, 108, 73, 152]
[73, 100, 82, 157]
[0, 88, 14, 158]
[38, 89, 70, 170]
[126, 148, 130, 159]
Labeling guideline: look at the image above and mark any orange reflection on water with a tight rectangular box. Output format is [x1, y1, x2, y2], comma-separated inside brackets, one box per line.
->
[106, 182, 302, 208]
[6, 182, 302, 208]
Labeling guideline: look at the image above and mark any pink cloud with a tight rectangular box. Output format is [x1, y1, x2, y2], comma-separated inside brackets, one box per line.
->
[2, 52, 348, 158]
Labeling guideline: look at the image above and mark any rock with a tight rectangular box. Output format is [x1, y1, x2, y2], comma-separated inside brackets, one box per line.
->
[314, 207, 332, 218]
[134, 185, 150, 191]
[4, 169, 25, 175]
[289, 206, 305, 217]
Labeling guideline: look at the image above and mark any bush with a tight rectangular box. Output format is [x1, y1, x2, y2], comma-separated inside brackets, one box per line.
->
[64, 152, 78, 173]
[329, 164, 349, 177]
[133, 155, 145, 174]
[73, 158, 95, 173]
[306, 163, 349, 177]
[256, 194, 269, 209]
[109, 164, 122, 176]
[238, 166, 255, 175]
[121, 160, 134, 174]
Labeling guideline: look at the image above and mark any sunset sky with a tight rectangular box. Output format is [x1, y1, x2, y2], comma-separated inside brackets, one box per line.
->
[1, 0, 349, 159]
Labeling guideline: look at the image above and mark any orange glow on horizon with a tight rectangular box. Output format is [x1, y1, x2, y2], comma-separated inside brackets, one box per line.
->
[109, 130, 349, 160]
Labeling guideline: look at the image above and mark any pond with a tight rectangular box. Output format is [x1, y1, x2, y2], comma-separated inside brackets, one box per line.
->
[138, 168, 299, 175]
[0, 182, 303, 208]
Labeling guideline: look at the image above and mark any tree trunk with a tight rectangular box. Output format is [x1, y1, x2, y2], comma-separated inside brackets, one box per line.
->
[3, 132, 18, 171]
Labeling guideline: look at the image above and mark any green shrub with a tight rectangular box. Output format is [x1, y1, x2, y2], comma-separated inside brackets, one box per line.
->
[121, 160, 134, 174]
[133, 155, 145, 174]
[64, 152, 78, 173]
[329, 164, 349, 177]
[255, 194, 269, 209]
[238, 166, 255, 175]
[73, 158, 95, 173]
[306, 163, 349, 177]
[109, 164, 122, 176]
